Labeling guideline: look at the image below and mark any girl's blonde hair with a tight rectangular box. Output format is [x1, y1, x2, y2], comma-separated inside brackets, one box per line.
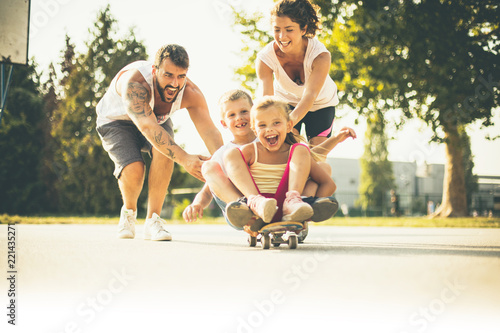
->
[251, 96, 322, 161]
[250, 96, 301, 145]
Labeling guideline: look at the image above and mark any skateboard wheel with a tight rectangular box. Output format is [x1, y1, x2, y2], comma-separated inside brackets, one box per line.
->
[248, 236, 257, 247]
[288, 234, 298, 249]
[262, 234, 271, 249]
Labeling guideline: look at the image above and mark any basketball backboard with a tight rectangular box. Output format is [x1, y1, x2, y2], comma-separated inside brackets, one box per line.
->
[0, 0, 30, 65]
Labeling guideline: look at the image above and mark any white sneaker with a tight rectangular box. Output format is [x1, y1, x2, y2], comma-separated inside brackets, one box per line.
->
[247, 195, 278, 223]
[144, 213, 172, 241]
[282, 190, 313, 222]
[118, 206, 136, 239]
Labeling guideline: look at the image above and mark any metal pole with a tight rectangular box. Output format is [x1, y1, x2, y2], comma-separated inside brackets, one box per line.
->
[0, 63, 14, 125]
[1, 64, 4, 101]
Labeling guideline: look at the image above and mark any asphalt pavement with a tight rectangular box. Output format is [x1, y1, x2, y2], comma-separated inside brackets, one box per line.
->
[1, 223, 499, 333]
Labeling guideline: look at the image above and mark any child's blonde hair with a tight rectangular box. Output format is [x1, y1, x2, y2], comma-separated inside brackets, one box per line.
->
[218, 89, 253, 119]
[251, 96, 322, 161]
[250, 96, 304, 146]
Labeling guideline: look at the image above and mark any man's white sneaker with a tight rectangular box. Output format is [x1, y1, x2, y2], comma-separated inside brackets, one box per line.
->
[118, 206, 136, 239]
[144, 213, 172, 241]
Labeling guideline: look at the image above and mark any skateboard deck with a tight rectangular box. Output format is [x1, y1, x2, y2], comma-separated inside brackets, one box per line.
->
[248, 221, 303, 249]
[260, 221, 303, 233]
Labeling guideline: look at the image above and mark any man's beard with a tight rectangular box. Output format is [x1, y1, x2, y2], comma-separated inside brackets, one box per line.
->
[156, 80, 185, 103]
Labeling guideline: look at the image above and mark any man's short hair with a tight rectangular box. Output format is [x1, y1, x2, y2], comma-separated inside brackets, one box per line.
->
[154, 44, 189, 69]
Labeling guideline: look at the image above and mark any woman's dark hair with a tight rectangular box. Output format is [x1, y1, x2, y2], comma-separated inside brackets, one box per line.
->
[271, 0, 320, 37]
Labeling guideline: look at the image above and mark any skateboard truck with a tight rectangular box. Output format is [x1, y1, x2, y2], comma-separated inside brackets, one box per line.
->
[248, 221, 303, 250]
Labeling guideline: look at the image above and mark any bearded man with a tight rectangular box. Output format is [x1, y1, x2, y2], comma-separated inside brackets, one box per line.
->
[96, 44, 223, 241]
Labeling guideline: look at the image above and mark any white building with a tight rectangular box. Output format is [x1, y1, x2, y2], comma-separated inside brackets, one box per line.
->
[328, 157, 500, 216]
[327, 158, 445, 216]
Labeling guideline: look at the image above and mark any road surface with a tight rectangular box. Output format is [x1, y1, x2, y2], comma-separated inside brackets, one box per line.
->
[1, 223, 499, 333]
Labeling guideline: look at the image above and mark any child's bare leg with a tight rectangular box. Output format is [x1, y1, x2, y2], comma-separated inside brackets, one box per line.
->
[313, 162, 336, 197]
[303, 181, 318, 198]
[304, 162, 336, 197]
[202, 161, 242, 203]
[283, 146, 314, 221]
[202, 160, 254, 228]
[288, 145, 312, 193]
[309, 135, 328, 147]
[224, 148, 259, 197]
[304, 161, 339, 222]
[224, 149, 277, 223]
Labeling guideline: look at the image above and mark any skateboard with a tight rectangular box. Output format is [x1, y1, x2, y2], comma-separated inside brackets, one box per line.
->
[248, 221, 304, 250]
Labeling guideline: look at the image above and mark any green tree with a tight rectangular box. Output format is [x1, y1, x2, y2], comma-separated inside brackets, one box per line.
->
[232, 9, 273, 94]
[50, 6, 148, 214]
[328, 0, 499, 217]
[39, 62, 61, 212]
[0, 62, 46, 214]
[233, 1, 498, 217]
[357, 110, 395, 213]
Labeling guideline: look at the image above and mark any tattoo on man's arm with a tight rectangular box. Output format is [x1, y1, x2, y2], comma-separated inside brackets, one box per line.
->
[165, 148, 175, 159]
[154, 131, 168, 145]
[126, 82, 152, 118]
[154, 130, 177, 159]
[167, 136, 178, 159]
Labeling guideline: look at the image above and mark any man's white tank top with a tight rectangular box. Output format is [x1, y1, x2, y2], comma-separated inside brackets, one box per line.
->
[96, 60, 184, 127]
[256, 38, 339, 111]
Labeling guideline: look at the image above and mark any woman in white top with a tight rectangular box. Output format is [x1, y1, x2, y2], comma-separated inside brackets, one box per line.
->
[256, 0, 339, 147]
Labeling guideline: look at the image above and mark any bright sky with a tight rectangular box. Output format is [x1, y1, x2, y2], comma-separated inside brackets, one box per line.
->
[28, 0, 499, 176]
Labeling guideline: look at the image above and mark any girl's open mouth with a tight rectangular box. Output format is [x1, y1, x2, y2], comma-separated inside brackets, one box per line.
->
[266, 135, 278, 146]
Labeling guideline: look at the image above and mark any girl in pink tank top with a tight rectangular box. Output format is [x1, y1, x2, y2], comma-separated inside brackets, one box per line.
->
[224, 96, 336, 231]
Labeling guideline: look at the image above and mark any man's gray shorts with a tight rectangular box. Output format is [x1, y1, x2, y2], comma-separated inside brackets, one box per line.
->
[96, 119, 174, 179]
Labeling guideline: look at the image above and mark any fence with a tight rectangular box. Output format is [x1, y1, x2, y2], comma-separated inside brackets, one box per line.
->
[333, 192, 443, 217]
[166, 190, 499, 219]
[333, 192, 498, 217]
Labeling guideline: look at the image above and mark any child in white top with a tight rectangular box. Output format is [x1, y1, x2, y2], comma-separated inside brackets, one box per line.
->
[183, 90, 257, 227]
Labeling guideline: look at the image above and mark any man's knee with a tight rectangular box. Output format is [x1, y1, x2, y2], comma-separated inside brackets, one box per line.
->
[120, 161, 145, 183]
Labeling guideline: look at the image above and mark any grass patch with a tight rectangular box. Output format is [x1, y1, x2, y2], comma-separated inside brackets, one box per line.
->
[1, 214, 499, 228]
[0, 214, 119, 225]
[322, 216, 500, 228]
[0, 214, 226, 225]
